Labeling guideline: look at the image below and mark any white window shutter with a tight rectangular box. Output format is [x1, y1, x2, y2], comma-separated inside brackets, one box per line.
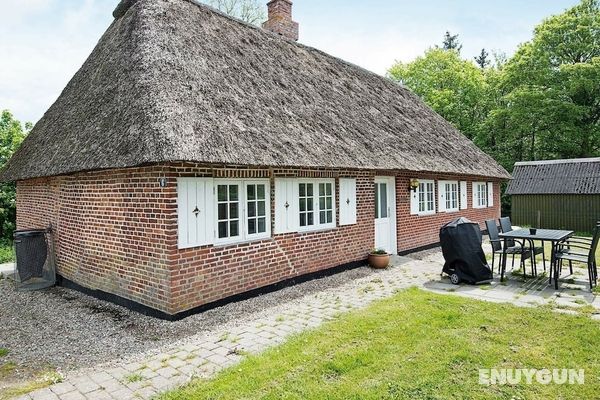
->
[472, 182, 478, 208]
[487, 182, 494, 207]
[437, 181, 446, 212]
[410, 185, 419, 215]
[339, 178, 357, 225]
[274, 178, 298, 234]
[177, 178, 191, 248]
[177, 178, 213, 248]
[460, 181, 468, 210]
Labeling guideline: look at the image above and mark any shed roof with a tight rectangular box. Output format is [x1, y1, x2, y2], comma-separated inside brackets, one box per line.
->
[0, 0, 510, 182]
[506, 158, 600, 195]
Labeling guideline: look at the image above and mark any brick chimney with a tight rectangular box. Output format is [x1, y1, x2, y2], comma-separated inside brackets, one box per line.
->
[262, 0, 299, 41]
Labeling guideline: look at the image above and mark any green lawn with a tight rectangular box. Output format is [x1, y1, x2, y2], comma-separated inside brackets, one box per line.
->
[160, 288, 600, 400]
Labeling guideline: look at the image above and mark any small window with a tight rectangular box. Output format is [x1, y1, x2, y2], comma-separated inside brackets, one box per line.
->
[318, 182, 333, 224]
[246, 183, 267, 236]
[473, 182, 488, 208]
[298, 179, 336, 231]
[418, 181, 435, 214]
[217, 184, 240, 239]
[444, 181, 459, 211]
[215, 179, 271, 245]
[299, 183, 314, 227]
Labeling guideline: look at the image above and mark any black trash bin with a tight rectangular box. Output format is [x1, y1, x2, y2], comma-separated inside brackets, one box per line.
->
[440, 217, 492, 285]
[14, 228, 55, 290]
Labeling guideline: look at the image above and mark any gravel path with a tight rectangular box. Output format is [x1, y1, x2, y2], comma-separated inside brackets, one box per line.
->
[0, 263, 380, 380]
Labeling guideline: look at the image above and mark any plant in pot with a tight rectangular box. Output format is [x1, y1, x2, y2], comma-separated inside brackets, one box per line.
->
[368, 248, 390, 269]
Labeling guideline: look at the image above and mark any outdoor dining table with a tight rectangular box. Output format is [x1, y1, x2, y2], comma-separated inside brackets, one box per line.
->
[498, 228, 574, 289]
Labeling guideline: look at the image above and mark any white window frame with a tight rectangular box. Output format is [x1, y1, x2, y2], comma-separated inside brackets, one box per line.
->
[473, 182, 488, 209]
[297, 178, 336, 232]
[416, 179, 436, 216]
[441, 180, 459, 212]
[214, 179, 271, 245]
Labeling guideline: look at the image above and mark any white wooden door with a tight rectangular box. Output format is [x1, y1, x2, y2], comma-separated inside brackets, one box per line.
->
[374, 177, 397, 254]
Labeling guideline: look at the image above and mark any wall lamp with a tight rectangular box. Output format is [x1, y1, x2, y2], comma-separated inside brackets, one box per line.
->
[409, 178, 420, 192]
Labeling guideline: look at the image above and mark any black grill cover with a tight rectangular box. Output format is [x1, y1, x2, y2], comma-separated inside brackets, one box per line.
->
[440, 217, 492, 284]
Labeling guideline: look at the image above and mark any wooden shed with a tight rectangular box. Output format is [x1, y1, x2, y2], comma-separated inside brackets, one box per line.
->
[506, 158, 600, 233]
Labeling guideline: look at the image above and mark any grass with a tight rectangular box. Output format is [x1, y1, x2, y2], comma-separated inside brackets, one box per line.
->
[124, 373, 144, 383]
[0, 241, 13, 264]
[159, 288, 600, 400]
[0, 371, 63, 400]
[0, 348, 8, 358]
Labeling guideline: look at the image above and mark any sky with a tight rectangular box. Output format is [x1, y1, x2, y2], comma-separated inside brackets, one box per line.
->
[0, 0, 580, 124]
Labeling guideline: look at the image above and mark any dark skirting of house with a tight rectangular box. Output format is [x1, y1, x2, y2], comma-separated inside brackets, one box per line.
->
[506, 158, 600, 233]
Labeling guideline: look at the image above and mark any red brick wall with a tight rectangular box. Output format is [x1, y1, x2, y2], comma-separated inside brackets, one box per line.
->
[395, 172, 501, 252]
[16, 166, 175, 312]
[16, 163, 502, 315]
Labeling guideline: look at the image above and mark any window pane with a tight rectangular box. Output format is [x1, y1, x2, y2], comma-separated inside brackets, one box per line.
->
[218, 221, 228, 238]
[319, 197, 325, 209]
[320, 211, 326, 224]
[257, 185, 265, 200]
[326, 183, 332, 196]
[380, 184, 388, 218]
[258, 217, 266, 233]
[307, 200, 313, 211]
[248, 202, 256, 217]
[218, 185, 228, 201]
[307, 213, 314, 225]
[229, 203, 238, 219]
[327, 211, 333, 223]
[247, 185, 256, 200]
[299, 198, 306, 212]
[326, 197, 332, 210]
[218, 203, 228, 220]
[229, 185, 238, 201]
[230, 221, 239, 237]
[299, 183, 306, 197]
[257, 201, 266, 216]
[248, 218, 256, 235]
[307, 184, 313, 197]
[319, 183, 325, 195]
[300, 213, 306, 227]
[375, 184, 380, 218]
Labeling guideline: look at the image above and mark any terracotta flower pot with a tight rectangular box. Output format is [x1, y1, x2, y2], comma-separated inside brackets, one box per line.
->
[368, 253, 390, 269]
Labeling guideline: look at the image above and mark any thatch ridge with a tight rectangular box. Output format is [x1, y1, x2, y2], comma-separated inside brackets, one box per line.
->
[0, 0, 510, 182]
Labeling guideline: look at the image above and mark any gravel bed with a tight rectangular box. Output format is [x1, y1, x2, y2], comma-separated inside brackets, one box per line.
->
[0, 263, 386, 379]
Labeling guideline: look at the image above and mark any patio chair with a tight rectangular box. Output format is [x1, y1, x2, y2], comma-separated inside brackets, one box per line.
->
[485, 219, 532, 275]
[555, 223, 600, 290]
[499, 217, 545, 272]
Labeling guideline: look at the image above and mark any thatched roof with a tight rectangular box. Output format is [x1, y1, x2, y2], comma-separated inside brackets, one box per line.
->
[506, 158, 600, 195]
[0, 0, 510, 182]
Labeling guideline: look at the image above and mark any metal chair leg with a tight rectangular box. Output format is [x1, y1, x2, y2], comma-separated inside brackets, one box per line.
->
[542, 245, 546, 272]
[491, 252, 495, 274]
[512, 254, 515, 269]
[569, 260, 573, 275]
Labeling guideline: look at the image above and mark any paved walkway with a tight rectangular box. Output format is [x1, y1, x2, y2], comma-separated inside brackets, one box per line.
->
[0, 262, 14, 277]
[18, 247, 599, 400]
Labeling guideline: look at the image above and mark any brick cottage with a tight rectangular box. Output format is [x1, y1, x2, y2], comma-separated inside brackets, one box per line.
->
[0, 0, 509, 318]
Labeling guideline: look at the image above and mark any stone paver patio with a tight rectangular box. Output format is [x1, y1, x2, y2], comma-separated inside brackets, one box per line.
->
[18, 245, 600, 400]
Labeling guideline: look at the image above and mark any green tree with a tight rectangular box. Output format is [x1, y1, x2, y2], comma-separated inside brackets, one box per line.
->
[0, 110, 29, 241]
[442, 31, 462, 53]
[388, 48, 486, 139]
[488, 0, 600, 163]
[474, 48, 490, 69]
